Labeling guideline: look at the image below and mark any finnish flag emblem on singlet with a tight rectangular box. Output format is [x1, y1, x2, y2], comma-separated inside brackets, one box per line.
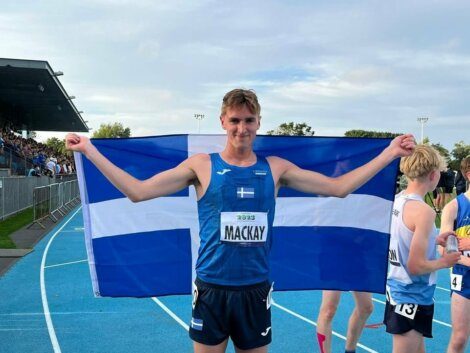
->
[237, 187, 254, 198]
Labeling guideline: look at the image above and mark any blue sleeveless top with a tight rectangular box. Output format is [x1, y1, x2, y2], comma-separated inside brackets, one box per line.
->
[196, 153, 276, 286]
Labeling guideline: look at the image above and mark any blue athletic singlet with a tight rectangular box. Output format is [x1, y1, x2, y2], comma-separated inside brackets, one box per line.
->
[387, 193, 438, 305]
[451, 193, 470, 297]
[195, 153, 275, 286]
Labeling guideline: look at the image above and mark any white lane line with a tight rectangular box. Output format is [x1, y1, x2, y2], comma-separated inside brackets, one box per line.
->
[433, 319, 452, 328]
[0, 328, 46, 331]
[437, 286, 450, 292]
[45, 259, 88, 269]
[0, 311, 120, 316]
[40, 207, 82, 353]
[151, 297, 189, 331]
[272, 301, 378, 353]
[372, 297, 452, 328]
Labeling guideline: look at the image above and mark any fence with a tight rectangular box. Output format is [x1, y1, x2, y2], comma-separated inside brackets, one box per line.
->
[0, 176, 51, 220]
[31, 180, 80, 228]
[0, 176, 78, 221]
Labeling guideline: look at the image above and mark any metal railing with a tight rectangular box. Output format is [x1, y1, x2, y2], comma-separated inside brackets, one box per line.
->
[30, 180, 80, 228]
[0, 176, 79, 221]
[0, 176, 51, 220]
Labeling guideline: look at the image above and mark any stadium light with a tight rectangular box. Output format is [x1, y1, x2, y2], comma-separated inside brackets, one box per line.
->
[53, 71, 63, 76]
[417, 117, 429, 143]
[194, 113, 205, 134]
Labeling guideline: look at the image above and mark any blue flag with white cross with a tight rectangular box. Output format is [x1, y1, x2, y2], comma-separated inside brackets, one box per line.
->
[75, 134, 398, 297]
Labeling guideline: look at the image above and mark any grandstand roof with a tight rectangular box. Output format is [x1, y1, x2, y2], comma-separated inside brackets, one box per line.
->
[0, 58, 89, 132]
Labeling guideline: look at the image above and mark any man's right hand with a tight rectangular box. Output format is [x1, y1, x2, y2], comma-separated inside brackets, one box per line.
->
[65, 133, 92, 155]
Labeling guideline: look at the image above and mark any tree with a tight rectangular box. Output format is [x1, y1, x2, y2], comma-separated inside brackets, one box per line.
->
[266, 122, 314, 136]
[45, 137, 66, 155]
[430, 142, 450, 164]
[92, 122, 131, 138]
[449, 141, 470, 170]
[344, 130, 402, 138]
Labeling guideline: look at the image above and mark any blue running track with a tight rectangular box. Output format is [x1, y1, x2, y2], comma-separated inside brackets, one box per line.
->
[0, 207, 464, 353]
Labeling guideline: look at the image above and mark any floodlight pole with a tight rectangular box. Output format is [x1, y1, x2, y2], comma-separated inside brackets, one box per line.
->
[194, 114, 205, 134]
[417, 117, 429, 143]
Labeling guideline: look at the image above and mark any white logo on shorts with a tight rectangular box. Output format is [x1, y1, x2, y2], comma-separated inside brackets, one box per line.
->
[261, 327, 271, 336]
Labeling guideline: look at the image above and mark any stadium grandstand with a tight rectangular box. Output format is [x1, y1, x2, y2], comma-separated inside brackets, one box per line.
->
[0, 58, 88, 222]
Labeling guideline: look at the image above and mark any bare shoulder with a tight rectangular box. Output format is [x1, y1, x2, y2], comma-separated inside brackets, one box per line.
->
[184, 153, 210, 168]
[266, 155, 295, 171]
[404, 200, 435, 224]
[187, 153, 210, 163]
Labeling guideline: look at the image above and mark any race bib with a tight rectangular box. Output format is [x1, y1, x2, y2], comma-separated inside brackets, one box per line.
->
[451, 273, 463, 292]
[394, 303, 418, 320]
[220, 212, 268, 246]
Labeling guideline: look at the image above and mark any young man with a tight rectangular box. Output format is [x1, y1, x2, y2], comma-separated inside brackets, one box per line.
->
[441, 156, 470, 353]
[66, 88, 415, 353]
[384, 145, 461, 353]
[317, 291, 373, 353]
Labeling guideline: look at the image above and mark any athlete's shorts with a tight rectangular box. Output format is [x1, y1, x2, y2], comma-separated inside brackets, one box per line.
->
[383, 301, 434, 338]
[189, 278, 273, 350]
[450, 263, 470, 299]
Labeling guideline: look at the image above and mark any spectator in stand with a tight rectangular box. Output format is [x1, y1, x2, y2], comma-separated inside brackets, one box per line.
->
[54, 158, 61, 175]
[46, 158, 55, 177]
[61, 159, 68, 174]
[0, 125, 75, 177]
[27, 165, 41, 177]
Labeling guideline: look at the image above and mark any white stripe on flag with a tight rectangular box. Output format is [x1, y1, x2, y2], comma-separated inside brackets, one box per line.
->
[274, 194, 392, 233]
[88, 193, 391, 239]
[89, 196, 198, 238]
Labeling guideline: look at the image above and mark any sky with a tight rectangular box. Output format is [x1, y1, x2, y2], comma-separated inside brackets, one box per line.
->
[1, 0, 469, 151]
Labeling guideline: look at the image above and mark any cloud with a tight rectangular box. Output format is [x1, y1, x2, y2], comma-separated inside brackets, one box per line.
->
[2, 0, 469, 151]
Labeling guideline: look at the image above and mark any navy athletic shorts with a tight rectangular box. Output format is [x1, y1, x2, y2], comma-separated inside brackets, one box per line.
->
[189, 277, 273, 350]
[383, 301, 434, 338]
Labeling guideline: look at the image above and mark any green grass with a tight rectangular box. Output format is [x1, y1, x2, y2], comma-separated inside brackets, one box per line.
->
[0, 208, 33, 249]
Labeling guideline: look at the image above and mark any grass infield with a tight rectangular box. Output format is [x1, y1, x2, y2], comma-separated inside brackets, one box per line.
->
[0, 208, 33, 249]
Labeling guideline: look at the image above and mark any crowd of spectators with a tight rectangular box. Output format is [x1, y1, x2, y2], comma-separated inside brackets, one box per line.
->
[0, 126, 75, 177]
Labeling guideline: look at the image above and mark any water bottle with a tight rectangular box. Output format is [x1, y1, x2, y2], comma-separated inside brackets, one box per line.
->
[446, 235, 459, 253]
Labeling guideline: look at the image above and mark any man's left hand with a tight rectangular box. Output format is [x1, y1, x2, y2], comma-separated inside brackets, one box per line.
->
[386, 134, 416, 158]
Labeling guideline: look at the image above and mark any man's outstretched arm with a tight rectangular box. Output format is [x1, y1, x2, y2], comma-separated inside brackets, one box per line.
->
[66, 133, 198, 202]
[272, 134, 416, 197]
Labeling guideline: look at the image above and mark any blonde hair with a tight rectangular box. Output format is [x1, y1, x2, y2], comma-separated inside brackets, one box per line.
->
[400, 144, 446, 180]
[461, 156, 470, 181]
[221, 89, 261, 117]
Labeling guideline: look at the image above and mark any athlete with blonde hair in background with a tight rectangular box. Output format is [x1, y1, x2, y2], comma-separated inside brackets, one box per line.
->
[384, 145, 461, 353]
